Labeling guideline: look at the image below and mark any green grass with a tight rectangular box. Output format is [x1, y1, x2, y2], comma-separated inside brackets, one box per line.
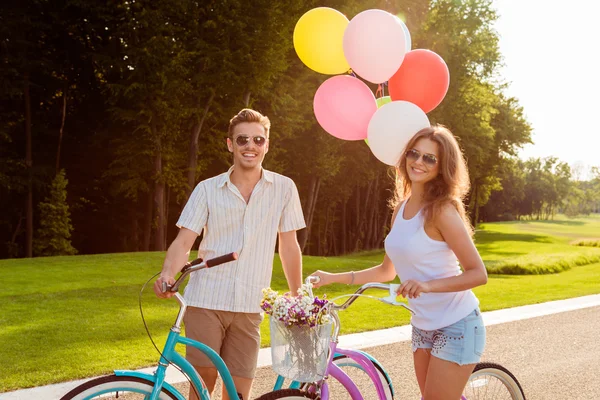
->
[1, 215, 600, 392]
[475, 215, 600, 274]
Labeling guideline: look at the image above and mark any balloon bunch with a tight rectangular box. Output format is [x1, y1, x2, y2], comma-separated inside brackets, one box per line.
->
[294, 7, 450, 166]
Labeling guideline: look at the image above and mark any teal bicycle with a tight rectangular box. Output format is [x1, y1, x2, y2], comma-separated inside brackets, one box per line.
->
[60, 252, 247, 400]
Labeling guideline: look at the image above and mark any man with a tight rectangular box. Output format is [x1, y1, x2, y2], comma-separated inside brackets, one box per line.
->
[153, 108, 305, 400]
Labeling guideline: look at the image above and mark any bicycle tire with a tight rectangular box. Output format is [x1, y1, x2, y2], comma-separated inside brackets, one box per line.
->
[254, 388, 317, 400]
[60, 374, 179, 400]
[463, 362, 526, 400]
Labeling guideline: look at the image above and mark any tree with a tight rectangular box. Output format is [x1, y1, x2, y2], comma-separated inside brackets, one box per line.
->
[481, 157, 525, 221]
[33, 170, 77, 256]
[417, 0, 531, 224]
[2, 0, 581, 258]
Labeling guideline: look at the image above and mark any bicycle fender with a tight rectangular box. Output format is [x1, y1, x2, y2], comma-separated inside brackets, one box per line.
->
[336, 351, 395, 397]
[114, 370, 187, 400]
[287, 351, 395, 396]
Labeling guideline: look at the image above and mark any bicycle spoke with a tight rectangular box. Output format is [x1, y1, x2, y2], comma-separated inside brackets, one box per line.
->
[464, 373, 520, 400]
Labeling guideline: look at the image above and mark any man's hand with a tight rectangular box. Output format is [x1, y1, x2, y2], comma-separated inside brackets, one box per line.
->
[153, 275, 176, 299]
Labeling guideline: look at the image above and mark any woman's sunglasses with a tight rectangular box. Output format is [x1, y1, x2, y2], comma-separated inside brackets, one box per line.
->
[234, 135, 267, 147]
[406, 149, 438, 166]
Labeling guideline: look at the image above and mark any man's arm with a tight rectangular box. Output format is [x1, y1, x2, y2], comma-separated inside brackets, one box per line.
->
[153, 227, 199, 298]
[278, 230, 303, 294]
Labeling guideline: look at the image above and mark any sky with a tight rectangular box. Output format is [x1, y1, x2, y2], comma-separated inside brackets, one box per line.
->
[493, 0, 600, 178]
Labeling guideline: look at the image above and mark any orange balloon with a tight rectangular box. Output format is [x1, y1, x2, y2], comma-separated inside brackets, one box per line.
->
[388, 49, 449, 113]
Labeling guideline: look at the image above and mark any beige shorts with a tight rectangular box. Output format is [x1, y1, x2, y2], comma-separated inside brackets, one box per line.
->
[183, 307, 263, 379]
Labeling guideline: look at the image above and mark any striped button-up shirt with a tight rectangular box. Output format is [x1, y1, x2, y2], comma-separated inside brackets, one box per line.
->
[177, 166, 306, 313]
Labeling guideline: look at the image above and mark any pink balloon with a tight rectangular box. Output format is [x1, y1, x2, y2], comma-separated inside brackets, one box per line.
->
[343, 10, 407, 84]
[313, 75, 377, 141]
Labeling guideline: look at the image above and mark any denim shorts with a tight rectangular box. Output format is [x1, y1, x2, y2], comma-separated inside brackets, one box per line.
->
[411, 308, 485, 366]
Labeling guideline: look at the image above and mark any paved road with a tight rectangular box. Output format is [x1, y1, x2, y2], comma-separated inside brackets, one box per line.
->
[198, 306, 600, 399]
[4, 303, 598, 399]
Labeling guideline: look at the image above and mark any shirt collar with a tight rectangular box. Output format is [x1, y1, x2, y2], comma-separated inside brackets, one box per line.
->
[217, 166, 273, 188]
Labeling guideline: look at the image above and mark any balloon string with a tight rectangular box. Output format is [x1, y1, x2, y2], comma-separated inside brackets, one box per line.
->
[376, 84, 382, 99]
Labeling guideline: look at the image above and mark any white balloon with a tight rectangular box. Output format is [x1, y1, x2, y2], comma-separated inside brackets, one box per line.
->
[367, 101, 430, 166]
[396, 17, 412, 51]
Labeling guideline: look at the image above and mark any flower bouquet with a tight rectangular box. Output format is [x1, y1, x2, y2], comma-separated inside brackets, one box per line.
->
[261, 284, 333, 382]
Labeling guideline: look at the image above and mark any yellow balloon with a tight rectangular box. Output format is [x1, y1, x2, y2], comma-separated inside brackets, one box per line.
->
[293, 7, 350, 75]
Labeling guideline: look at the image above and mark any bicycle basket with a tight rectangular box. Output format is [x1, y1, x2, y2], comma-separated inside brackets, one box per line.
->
[270, 317, 333, 382]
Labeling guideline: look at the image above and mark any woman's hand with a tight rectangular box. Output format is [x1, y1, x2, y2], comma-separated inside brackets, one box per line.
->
[308, 270, 338, 288]
[397, 279, 431, 299]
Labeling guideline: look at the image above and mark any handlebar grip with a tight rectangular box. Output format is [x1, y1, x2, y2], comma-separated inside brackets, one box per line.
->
[306, 275, 321, 284]
[181, 258, 204, 274]
[206, 252, 238, 268]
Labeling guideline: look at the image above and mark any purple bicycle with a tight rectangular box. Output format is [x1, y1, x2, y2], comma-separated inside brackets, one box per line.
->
[257, 279, 525, 400]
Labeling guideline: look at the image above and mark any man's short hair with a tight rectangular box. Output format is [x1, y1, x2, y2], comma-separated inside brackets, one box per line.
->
[228, 108, 271, 139]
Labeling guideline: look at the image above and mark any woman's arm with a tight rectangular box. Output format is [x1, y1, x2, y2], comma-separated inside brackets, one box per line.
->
[398, 204, 487, 299]
[310, 254, 397, 288]
[310, 203, 402, 288]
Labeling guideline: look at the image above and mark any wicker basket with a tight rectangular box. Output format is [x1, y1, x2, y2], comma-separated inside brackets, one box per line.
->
[270, 317, 333, 382]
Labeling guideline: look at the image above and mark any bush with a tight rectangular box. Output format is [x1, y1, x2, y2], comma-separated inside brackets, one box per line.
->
[486, 251, 600, 275]
[573, 240, 600, 248]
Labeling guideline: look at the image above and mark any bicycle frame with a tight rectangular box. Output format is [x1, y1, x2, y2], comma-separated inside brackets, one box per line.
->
[315, 283, 405, 400]
[322, 342, 390, 400]
[119, 292, 241, 400]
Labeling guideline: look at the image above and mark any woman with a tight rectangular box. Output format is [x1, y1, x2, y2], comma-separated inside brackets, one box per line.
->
[310, 125, 488, 399]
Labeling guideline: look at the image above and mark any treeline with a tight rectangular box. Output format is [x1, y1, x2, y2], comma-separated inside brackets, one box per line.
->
[482, 158, 600, 221]
[0, 0, 593, 259]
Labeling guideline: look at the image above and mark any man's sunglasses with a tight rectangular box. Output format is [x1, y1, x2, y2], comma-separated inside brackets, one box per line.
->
[406, 149, 438, 166]
[233, 135, 267, 147]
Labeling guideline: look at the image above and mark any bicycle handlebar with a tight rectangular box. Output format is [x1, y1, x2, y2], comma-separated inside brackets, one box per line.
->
[181, 257, 205, 273]
[206, 252, 238, 268]
[163, 252, 238, 293]
[304, 276, 415, 315]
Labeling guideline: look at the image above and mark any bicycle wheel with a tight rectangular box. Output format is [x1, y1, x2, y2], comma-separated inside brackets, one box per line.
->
[255, 388, 317, 399]
[60, 375, 179, 400]
[294, 354, 393, 400]
[463, 362, 526, 400]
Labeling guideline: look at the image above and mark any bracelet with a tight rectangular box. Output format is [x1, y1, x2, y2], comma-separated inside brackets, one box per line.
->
[349, 271, 355, 285]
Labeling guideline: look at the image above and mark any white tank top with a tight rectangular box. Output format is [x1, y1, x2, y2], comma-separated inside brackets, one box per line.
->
[384, 200, 479, 330]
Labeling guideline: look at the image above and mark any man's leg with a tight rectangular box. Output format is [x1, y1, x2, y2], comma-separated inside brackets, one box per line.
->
[189, 367, 218, 400]
[183, 307, 228, 399]
[221, 312, 263, 400]
[228, 376, 253, 400]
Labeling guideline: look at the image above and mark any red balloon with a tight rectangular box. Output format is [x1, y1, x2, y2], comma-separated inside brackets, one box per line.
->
[388, 49, 449, 113]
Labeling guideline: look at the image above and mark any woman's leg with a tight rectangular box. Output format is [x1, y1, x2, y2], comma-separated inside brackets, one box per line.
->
[421, 309, 485, 399]
[423, 356, 476, 400]
[413, 348, 431, 396]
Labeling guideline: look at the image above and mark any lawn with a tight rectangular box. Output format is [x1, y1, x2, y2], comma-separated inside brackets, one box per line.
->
[1, 215, 600, 392]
